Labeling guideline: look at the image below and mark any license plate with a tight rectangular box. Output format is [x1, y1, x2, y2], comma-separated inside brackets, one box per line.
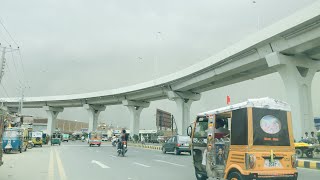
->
[184, 143, 189, 146]
[264, 159, 282, 168]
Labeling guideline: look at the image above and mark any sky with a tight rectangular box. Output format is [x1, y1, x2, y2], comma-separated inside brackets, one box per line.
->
[0, 0, 319, 129]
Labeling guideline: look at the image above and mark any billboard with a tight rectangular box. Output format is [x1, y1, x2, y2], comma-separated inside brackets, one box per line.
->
[156, 109, 172, 129]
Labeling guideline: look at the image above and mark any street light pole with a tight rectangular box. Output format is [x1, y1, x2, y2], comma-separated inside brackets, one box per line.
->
[154, 32, 162, 79]
[252, 0, 260, 30]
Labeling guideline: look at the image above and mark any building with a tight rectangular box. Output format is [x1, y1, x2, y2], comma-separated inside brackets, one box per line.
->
[32, 118, 88, 133]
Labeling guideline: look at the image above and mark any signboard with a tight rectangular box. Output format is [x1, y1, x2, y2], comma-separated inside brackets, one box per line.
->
[32, 131, 43, 137]
[156, 109, 172, 129]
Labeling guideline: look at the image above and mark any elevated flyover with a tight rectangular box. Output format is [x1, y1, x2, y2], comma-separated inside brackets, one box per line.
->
[1, 1, 320, 138]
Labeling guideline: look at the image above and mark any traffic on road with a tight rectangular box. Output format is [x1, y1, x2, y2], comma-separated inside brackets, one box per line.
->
[1, 98, 320, 180]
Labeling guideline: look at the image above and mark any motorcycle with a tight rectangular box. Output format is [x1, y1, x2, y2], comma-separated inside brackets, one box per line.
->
[117, 140, 127, 157]
[27, 140, 34, 149]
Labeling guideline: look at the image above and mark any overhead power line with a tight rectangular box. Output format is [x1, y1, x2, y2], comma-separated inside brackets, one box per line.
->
[1, 83, 9, 97]
[0, 30, 10, 45]
[0, 18, 19, 47]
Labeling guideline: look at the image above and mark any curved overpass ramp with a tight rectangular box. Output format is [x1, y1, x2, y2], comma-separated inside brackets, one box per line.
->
[1, 1, 320, 138]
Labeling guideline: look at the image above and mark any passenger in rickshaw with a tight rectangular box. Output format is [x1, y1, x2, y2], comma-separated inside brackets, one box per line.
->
[214, 118, 229, 140]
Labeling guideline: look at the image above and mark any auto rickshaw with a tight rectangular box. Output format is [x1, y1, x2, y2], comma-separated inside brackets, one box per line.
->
[42, 133, 49, 145]
[32, 131, 43, 147]
[2, 127, 24, 153]
[187, 97, 298, 180]
[88, 131, 102, 147]
[62, 134, 69, 142]
[51, 131, 62, 146]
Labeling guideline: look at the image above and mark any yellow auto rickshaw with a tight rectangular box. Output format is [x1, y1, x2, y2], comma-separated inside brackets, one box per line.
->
[188, 97, 297, 180]
[32, 131, 43, 147]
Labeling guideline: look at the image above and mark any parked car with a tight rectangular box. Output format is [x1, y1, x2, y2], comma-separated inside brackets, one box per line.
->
[162, 135, 191, 155]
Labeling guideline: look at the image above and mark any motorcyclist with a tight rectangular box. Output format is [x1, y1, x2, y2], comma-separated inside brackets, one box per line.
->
[81, 135, 85, 142]
[117, 129, 127, 151]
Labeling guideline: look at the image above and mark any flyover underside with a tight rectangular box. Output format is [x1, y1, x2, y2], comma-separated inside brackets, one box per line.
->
[1, 8, 320, 109]
[3, 88, 168, 108]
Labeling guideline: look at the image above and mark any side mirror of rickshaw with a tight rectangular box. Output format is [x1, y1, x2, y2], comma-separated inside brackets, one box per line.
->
[187, 125, 192, 137]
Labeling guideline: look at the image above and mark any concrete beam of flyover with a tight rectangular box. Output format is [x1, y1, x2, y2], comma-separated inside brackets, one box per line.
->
[1, 1, 320, 108]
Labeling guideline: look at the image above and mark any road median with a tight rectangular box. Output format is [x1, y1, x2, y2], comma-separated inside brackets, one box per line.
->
[297, 159, 320, 170]
[129, 143, 162, 151]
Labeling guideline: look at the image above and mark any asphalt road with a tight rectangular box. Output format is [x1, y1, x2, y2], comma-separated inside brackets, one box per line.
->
[0, 141, 319, 180]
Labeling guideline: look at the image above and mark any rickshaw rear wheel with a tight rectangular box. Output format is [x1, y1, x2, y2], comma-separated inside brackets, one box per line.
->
[295, 149, 303, 158]
[227, 171, 243, 180]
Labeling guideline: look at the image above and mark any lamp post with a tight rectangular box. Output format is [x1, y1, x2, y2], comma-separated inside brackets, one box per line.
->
[252, 0, 260, 30]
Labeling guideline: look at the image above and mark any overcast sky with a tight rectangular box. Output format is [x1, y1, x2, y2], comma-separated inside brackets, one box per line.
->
[0, 0, 319, 129]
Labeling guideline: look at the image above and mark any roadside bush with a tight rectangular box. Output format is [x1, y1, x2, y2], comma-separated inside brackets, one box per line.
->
[133, 134, 139, 142]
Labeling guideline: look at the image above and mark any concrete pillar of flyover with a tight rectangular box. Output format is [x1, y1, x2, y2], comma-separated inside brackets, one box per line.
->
[122, 100, 150, 138]
[266, 52, 320, 140]
[167, 91, 201, 136]
[84, 104, 106, 132]
[43, 106, 64, 135]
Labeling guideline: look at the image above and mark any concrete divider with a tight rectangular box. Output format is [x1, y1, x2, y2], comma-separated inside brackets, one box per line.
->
[297, 159, 320, 170]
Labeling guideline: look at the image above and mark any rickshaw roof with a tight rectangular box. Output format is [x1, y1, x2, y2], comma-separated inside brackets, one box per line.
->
[197, 97, 291, 116]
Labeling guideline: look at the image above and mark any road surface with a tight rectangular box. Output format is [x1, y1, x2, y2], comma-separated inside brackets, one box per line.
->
[0, 141, 319, 180]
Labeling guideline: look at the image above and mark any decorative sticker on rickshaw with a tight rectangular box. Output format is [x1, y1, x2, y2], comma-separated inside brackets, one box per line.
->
[215, 144, 226, 166]
[260, 115, 281, 135]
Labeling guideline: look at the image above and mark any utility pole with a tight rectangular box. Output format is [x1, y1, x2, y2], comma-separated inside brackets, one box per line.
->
[18, 85, 28, 114]
[0, 46, 6, 84]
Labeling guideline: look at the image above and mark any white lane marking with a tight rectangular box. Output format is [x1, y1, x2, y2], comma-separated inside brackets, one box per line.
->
[91, 160, 110, 169]
[48, 149, 54, 180]
[154, 155, 166, 158]
[133, 162, 151, 168]
[109, 155, 117, 158]
[154, 159, 185, 167]
[54, 148, 67, 180]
